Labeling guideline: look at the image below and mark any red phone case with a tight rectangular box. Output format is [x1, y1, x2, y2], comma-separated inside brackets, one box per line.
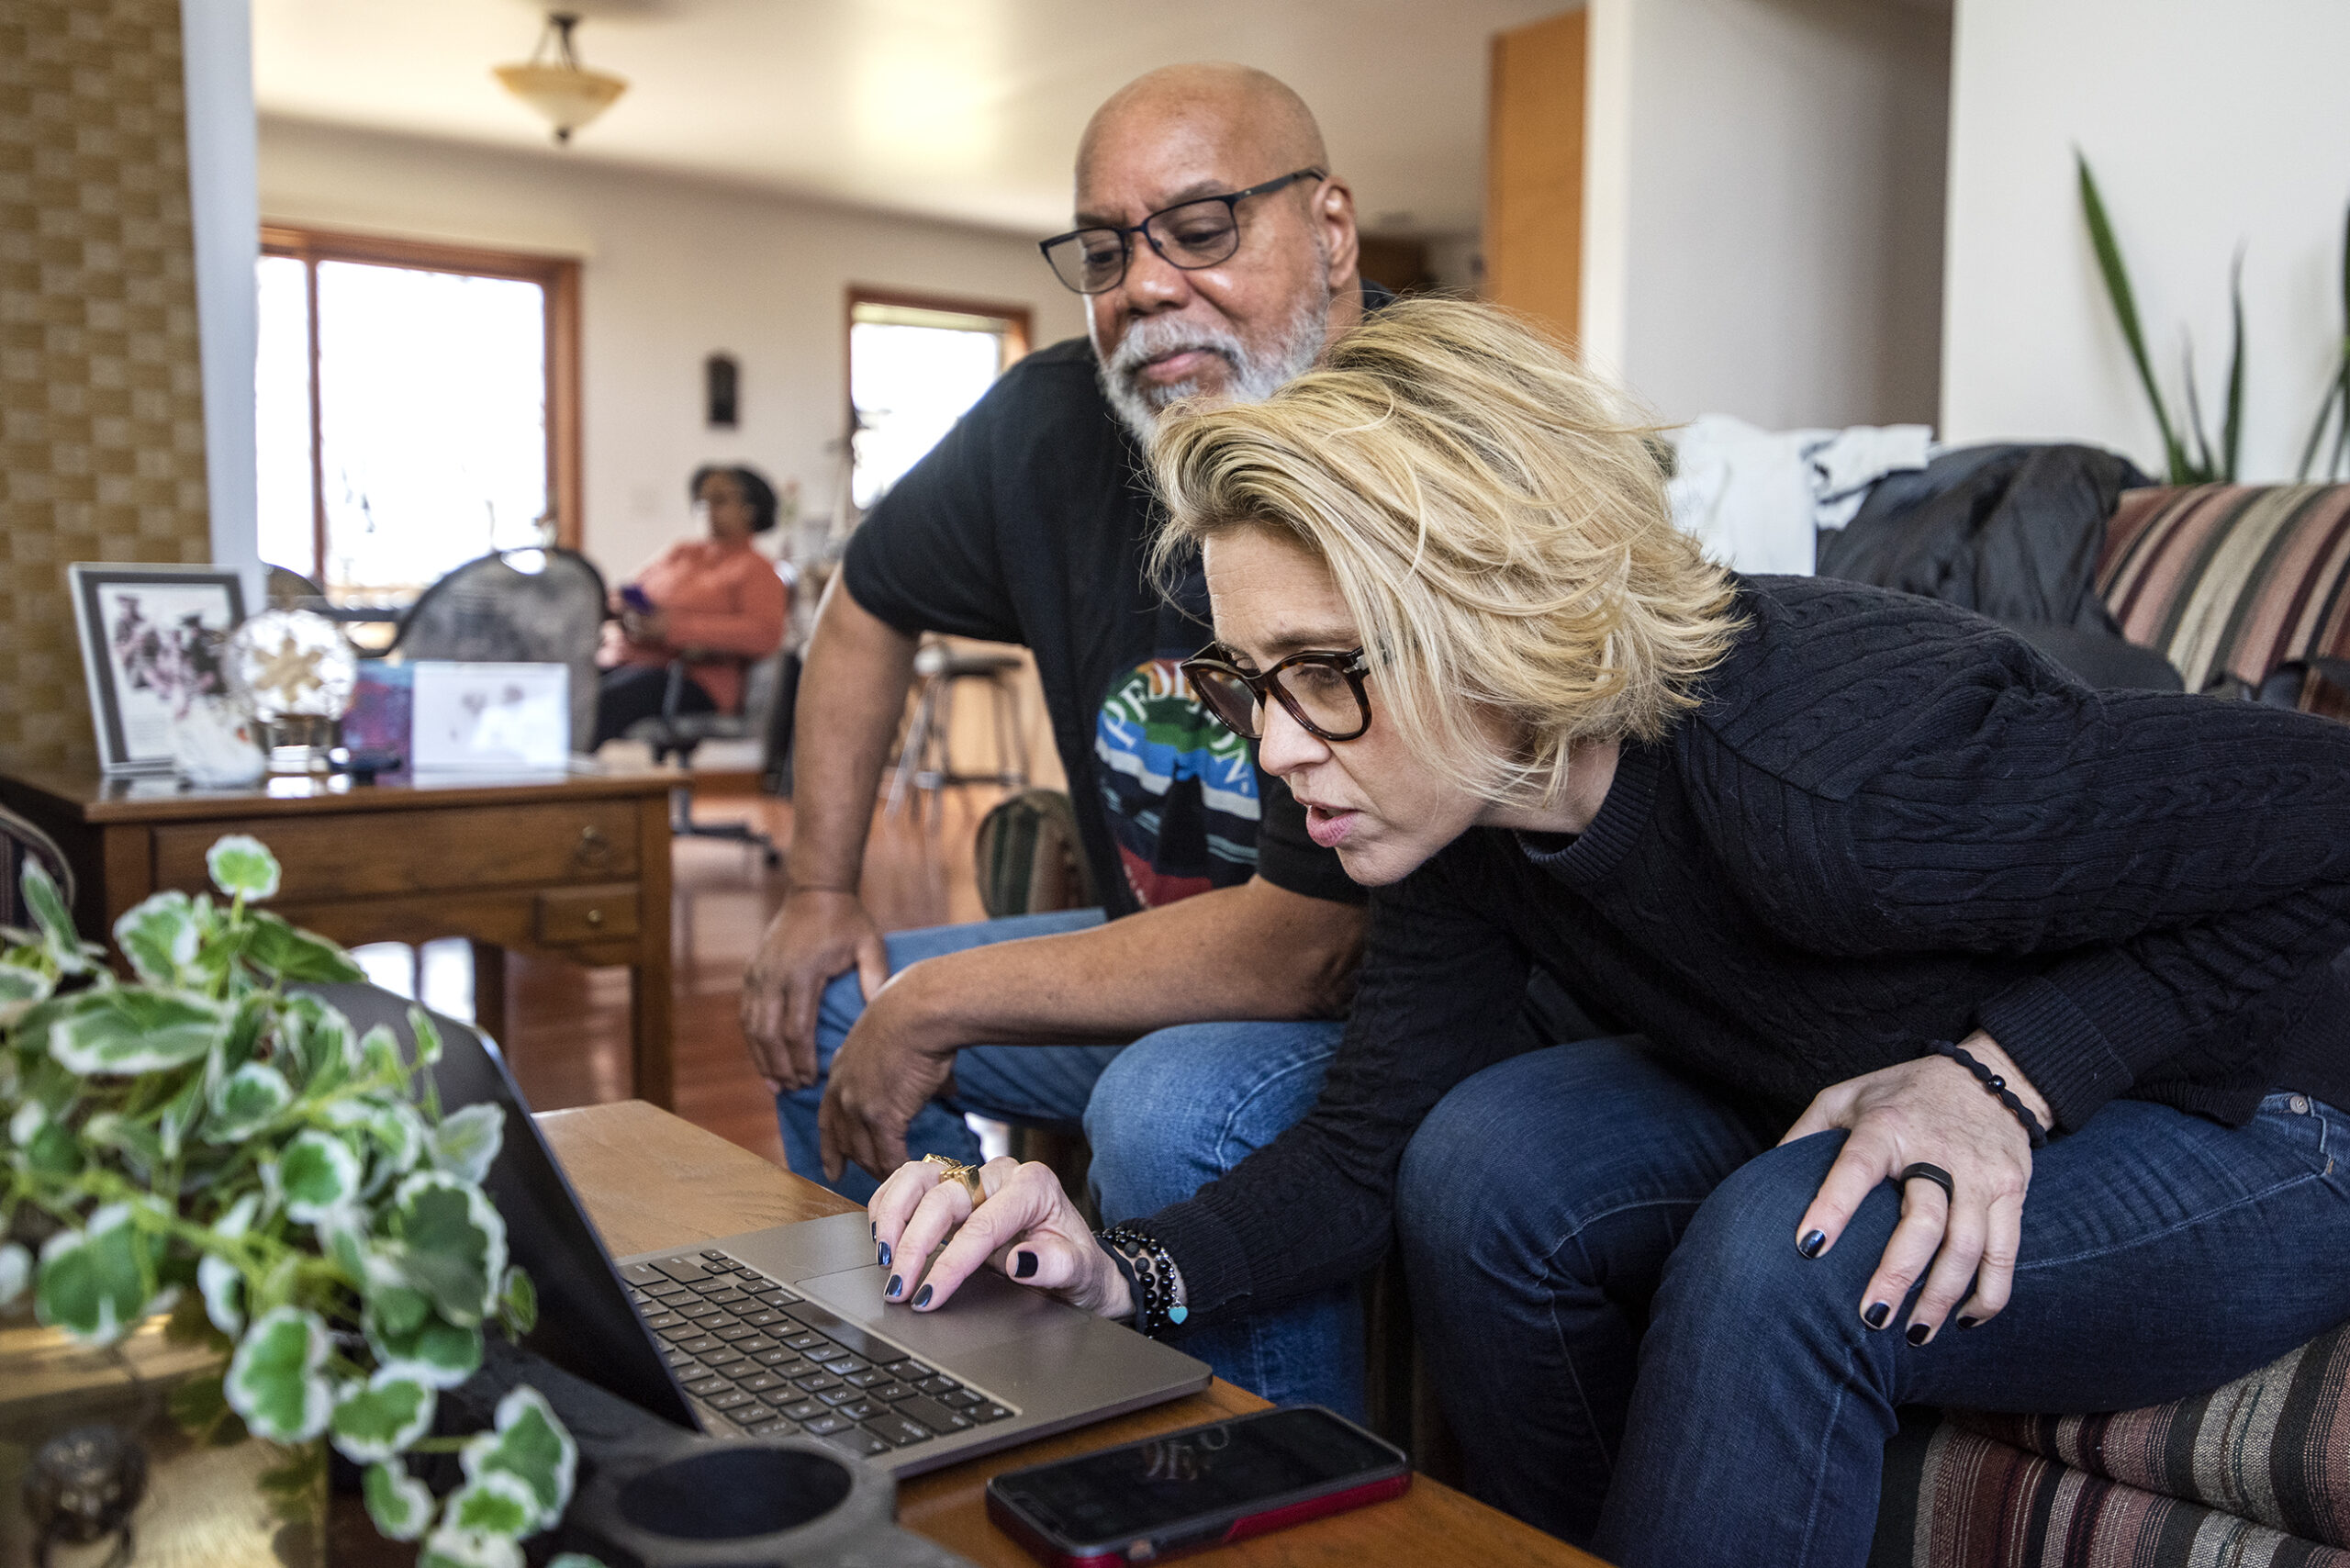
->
[987, 1450, 1412, 1566]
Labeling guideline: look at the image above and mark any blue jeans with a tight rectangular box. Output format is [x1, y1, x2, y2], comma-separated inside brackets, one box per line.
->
[773, 912, 1364, 1417]
[1396, 1038, 2350, 1568]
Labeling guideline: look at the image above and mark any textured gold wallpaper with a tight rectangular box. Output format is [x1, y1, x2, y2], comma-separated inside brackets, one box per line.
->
[0, 0, 213, 775]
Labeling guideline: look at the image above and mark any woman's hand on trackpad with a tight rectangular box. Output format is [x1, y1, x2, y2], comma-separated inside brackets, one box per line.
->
[867, 1156, 1131, 1320]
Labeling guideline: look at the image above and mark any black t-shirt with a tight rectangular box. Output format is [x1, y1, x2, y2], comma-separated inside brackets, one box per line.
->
[841, 334, 1366, 920]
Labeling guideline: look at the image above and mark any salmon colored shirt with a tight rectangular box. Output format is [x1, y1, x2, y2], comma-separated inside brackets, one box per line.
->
[605, 538, 789, 714]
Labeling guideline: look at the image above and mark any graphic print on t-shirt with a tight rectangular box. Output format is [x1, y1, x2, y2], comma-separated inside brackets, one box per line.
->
[1093, 657, 1260, 908]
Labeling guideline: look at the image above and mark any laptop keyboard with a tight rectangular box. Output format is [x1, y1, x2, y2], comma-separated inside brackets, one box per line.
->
[621, 1248, 1017, 1460]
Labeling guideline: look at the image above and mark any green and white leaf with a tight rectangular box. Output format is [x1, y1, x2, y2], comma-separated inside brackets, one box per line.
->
[205, 1060, 294, 1143]
[430, 1103, 504, 1184]
[0, 958, 55, 1024]
[358, 1023, 403, 1077]
[34, 1203, 153, 1345]
[196, 1193, 259, 1335]
[279, 1128, 363, 1223]
[49, 988, 229, 1075]
[408, 1005, 443, 1068]
[20, 860, 95, 974]
[495, 1266, 537, 1338]
[244, 911, 365, 984]
[206, 834, 282, 901]
[196, 1253, 245, 1337]
[280, 995, 359, 1082]
[113, 890, 202, 985]
[444, 1469, 539, 1537]
[386, 1171, 508, 1326]
[419, 1526, 524, 1568]
[364, 1462, 437, 1542]
[545, 1557, 610, 1568]
[224, 1305, 332, 1441]
[0, 1241, 29, 1307]
[366, 1294, 484, 1391]
[364, 1100, 428, 1194]
[330, 1368, 437, 1464]
[459, 1385, 576, 1533]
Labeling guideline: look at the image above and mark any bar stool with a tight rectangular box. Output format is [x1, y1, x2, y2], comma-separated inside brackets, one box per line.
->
[887, 640, 1032, 816]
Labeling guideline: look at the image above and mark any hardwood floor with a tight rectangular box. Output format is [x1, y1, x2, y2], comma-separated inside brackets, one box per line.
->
[362, 782, 1017, 1169]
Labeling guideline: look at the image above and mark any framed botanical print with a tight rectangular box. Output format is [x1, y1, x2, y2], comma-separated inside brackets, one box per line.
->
[67, 563, 249, 774]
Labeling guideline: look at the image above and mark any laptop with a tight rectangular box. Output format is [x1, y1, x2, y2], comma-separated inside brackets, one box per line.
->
[320, 985, 1211, 1474]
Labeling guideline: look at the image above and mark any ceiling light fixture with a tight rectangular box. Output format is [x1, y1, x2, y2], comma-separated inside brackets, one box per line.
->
[494, 11, 627, 145]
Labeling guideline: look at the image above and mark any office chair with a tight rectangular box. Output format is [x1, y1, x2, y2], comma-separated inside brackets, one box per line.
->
[626, 648, 795, 867]
[390, 547, 608, 753]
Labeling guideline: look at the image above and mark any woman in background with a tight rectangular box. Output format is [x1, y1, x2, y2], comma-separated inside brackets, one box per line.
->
[591, 463, 789, 749]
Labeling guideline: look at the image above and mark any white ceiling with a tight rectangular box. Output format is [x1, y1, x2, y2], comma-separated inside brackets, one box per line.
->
[251, 0, 1577, 239]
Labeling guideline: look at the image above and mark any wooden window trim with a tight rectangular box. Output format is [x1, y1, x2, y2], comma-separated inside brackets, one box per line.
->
[845, 286, 1034, 439]
[260, 224, 585, 562]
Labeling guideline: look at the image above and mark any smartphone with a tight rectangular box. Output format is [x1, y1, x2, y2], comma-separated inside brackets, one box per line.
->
[986, 1406, 1411, 1567]
[619, 584, 655, 613]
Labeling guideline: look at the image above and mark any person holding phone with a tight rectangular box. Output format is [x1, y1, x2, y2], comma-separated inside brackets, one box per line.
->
[590, 463, 789, 749]
[862, 298, 2350, 1568]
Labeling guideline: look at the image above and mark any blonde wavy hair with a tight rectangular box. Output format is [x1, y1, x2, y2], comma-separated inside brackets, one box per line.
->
[1149, 296, 1741, 809]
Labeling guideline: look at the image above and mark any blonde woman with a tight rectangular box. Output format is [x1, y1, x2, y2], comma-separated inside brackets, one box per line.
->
[861, 299, 2350, 1566]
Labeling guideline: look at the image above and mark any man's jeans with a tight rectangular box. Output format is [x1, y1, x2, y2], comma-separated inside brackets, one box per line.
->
[1396, 1037, 2350, 1568]
[773, 911, 1364, 1418]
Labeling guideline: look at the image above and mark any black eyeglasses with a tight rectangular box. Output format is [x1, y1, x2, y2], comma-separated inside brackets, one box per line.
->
[1181, 644, 1371, 743]
[1040, 169, 1326, 295]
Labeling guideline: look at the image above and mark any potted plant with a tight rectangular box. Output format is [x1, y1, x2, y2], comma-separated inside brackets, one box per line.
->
[0, 834, 603, 1568]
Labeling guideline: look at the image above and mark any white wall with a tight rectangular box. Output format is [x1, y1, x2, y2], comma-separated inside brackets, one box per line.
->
[182, 0, 263, 603]
[1942, 0, 2350, 482]
[257, 117, 1089, 579]
[1583, 0, 1950, 431]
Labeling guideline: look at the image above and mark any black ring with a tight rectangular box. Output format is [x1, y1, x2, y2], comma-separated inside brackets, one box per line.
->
[1898, 1162, 1955, 1204]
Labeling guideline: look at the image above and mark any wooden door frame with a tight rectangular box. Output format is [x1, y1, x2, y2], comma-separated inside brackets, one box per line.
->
[259, 224, 585, 566]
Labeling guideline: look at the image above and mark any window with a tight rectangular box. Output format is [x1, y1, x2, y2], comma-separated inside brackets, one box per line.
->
[847, 290, 1031, 512]
[257, 227, 581, 601]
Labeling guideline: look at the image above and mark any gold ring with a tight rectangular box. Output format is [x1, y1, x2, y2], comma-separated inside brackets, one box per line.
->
[922, 1153, 985, 1205]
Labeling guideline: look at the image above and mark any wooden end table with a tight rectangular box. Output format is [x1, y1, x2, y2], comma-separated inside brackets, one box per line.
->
[543, 1099, 1610, 1568]
[0, 765, 682, 1107]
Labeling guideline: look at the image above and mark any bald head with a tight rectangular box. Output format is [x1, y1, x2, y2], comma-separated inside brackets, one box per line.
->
[1068, 63, 1360, 446]
[1077, 63, 1328, 196]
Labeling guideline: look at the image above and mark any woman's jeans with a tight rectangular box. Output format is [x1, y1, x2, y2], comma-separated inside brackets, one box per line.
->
[1397, 1038, 2350, 1568]
[773, 911, 1363, 1418]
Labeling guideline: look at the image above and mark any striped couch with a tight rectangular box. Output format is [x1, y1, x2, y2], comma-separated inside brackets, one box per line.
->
[1877, 483, 2350, 1568]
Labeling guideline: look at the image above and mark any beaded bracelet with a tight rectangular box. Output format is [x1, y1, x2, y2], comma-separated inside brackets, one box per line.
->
[1097, 1225, 1190, 1338]
[1923, 1039, 2049, 1149]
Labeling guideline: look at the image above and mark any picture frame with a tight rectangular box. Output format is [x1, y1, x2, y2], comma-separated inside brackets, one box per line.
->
[67, 563, 249, 775]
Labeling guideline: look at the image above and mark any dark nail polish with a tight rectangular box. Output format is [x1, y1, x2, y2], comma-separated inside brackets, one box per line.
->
[1013, 1249, 1038, 1279]
[1957, 1316, 1979, 1330]
[1906, 1322, 1930, 1346]
[1797, 1229, 1827, 1259]
[1864, 1302, 1892, 1329]
[870, 1221, 877, 1238]
[877, 1241, 891, 1268]
[885, 1273, 901, 1298]
[912, 1283, 934, 1308]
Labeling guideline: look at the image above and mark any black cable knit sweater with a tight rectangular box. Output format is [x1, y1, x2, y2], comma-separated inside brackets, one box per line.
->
[1146, 576, 2350, 1326]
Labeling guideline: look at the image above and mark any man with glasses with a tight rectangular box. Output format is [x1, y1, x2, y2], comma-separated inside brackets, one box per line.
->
[740, 62, 1378, 1415]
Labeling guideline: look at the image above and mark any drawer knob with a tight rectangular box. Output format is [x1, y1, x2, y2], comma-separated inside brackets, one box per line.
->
[586, 908, 604, 926]
[576, 824, 613, 867]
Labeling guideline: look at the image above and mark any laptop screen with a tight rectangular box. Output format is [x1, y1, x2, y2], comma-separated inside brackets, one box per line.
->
[315, 983, 697, 1430]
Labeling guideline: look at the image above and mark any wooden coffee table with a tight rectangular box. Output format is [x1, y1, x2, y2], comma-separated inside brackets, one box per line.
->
[543, 1099, 1609, 1567]
[0, 764, 681, 1107]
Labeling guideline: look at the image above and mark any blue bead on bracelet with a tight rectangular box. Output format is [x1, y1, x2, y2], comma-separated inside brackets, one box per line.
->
[1923, 1040, 2049, 1149]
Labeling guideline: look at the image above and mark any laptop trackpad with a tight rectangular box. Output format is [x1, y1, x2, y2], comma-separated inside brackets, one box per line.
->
[795, 1263, 1070, 1358]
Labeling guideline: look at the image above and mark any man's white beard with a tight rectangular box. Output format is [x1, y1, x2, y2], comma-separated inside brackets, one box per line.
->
[1098, 282, 1333, 447]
